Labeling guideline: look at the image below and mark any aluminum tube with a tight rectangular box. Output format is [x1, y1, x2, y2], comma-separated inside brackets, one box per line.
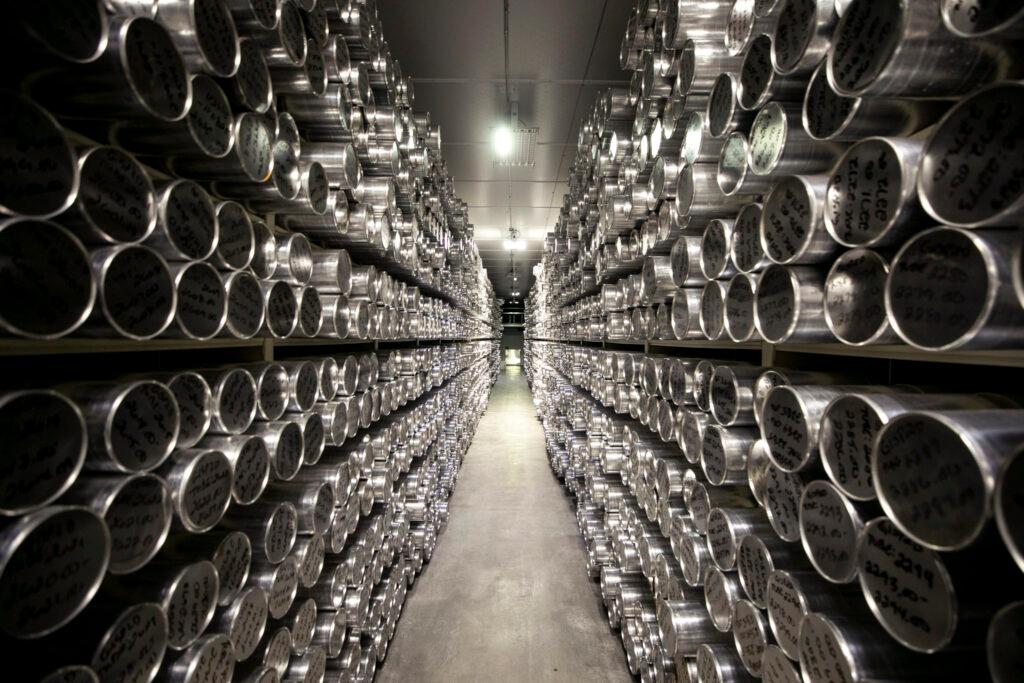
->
[749, 102, 843, 177]
[918, 81, 1024, 228]
[886, 227, 1024, 350]
[747, 438, 773, 505]
[801, 58, 943, 141]
[160, 448, 233, 533]
[649, 155, 682, 202]
[942, 0, 1024, 38]
[754, 367, 848, 426]
[739, 35, 805, 111]
[224, 0, 279, 34]
[146, 180, 219, 262]
[761, 175, 835, 265]
[214, 141, 301, 208]
[279, 360, 320, 412]
[677, 162, 749, 221]
[988, 602, 1024, 683]
[154, 0, 240, 77]
[767, 568, 860, 660]
[64, 380, 179, 473]
[856, 517, 958, 653]
[215, 585, 268, 662]
[729, 203, 771, 273]
[700, 219, 736, 281]
[827, 0, 1013, 98]
[222, 38, 274, 114]
[641, 255, 677, 303]
[678, 39, 744, 95]
[798, 480, 873, 584]
[250, 218, 278, 279]
[0, 94, 79, 219]
[662, 0, 733, 48]
[656, 599, 732, 657]
[699, 280, 728, 340]
[996, 446, 1024, 574]
[227, 499, 297, 566]
[202, 367, 258, 435]
[762, 644, 800, 683]
[210, 202, 255, 272]
[0, 219, 95, 339]
[60, 146, 157, 245]
[762, 464, 807, 542]
[324, 36, 351, 83]
[162, 634, 233, 682]
[167, 261, 228, 340]
[115, 74, 235, 161]
[301, 142, 363, 190]
[670, 235, 707, 288]
[709, 365, 764, 426]
[822, 248, 897, 345]
[772, 0, 837, 76]
[671, 288, 703, 340]
[0, 391, 87, 515]
[697, 642, 757, 683]
[717, 132, 774, 196]
[819, 391, 1001, 501]
[248, 420, 303, 481]
[725, 272, 762, 342]
[17, 0, 110, 65]
[688, 482, 757, 535]
[254, 0, 307, 68]
[874, 409, 1024, 551]
[726, 0, 776, 56]
[0, 506, 110, 638]
[753, 264, 832, 343]
[31, 16, 192, 122]
[61, 472, 172, 574]
[151, 371, 210, 449]
[732, 599, 771, 676]
[707, 73, 755, 138]
[704, 565, 744, 631]
[270, 43, 327, 96]
[170, 112, 274, 183]
[693, 359, 717, 412]
[825, 137, 924, 248]
[199, 434, 271, 505]
[295, 286, 323, 338]
[221, 270, 265, 339]
[259, 280, 299, 338]
[706, 506, 772, 569]
[87, 601, 168, 683]
[736, 532, 809, 608]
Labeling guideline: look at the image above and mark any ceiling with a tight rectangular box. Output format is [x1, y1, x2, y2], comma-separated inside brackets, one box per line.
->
[378, 0, 633, 301]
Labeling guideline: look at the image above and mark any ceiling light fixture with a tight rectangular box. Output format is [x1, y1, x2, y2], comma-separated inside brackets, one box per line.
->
[503, 238, 527, 251]
[492, 125, 514, 159]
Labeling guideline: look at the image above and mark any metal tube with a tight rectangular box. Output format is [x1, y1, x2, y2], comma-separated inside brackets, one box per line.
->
[762, 463, 806, 542]
[61, 473, 172, 574]
[801, 58, 943, 141]
[250, 218, 277, 279]
[736, 532, 808, 608]
[147, 180, 219, 262]
[678, 39, 745, 96]
[798, 480, 871, 584]
[709, 365, 763, 426]
[748, 102, 842, 177]
[210, 202, 255, 272]
[200, 434, 270, 505]
[249, 420, 304, 481]
[88, 601, 168, 683]
[203, 367, 258, 435]
[259, 280, 299, 338]
[822, 248, 897, 345]
[707, 73, 755, 139]
[60, 146, 157, 245]
[725, 272, 762, 342]
[222, 38, 274, 114]
[827, 0, 1013, 98]
[699, 280, 727, 340]
[270, 43, 327, 96]
[700, 219, 736, 281]
[886, 227, 1024, 350]
[697, 642, 757, 682]
[874, 409, 1024, 551]
[254, 0, 307, 68]
[273, 232, 314, 285]
[662, 0, 733, 48]
[112, 74, 235, 160]
[676, 162, 749, 221]
[0, 506, 110, 638]
[154, 0, 240, 77]
[17, 0, 111, 65]
[767, 568, 857, 660]
[656, 599, 732, 657]
[726, 0, 775, 56]
[0, 219, 95, 339]
[705, 506, 771, 569]
[739, 34, 805, 110]
[160, 448, 233, 532]
[64, 380, 179, 473]
[761, 175, 835, 265]
[825, 137, 924, 247]
[167, 262, 228, 340]
[754, 264, 832, 343]
[856, 517, 957, 653]
[717, 132, 774, 196]
[295, 286, 323, 338]
[221, 270, 265, 339]
[772, 0, 837, 76]
[170, 112, 274, 183]
[729, 203, 771, 274]
[761, 644, 801, 683]
[988, 601, 1024, 683]
[216, 586, 268, 662]
[31, 16, 192, 122]
[163, 633, 234, 682]
[703, 565, 744, 631]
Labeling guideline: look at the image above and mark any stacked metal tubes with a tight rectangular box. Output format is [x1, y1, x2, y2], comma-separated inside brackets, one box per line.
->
[6, 342, 500, 682]
[526, 340, 1024, 682]
[2, 0, 501, 343]
[529, 0, 1024, 353]
[2, 1, 504, 682]
[525, 3, 1024, 673]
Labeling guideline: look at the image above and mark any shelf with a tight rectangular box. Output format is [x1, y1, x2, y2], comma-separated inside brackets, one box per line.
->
[0, 338, 265, 356]
[526, 337, 1024, 368]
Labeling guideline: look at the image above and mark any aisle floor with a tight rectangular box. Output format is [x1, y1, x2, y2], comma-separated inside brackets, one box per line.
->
[378, 367, 631, 682]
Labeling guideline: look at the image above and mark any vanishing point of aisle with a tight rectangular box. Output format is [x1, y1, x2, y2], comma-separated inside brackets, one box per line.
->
[378, 367, 631, 682]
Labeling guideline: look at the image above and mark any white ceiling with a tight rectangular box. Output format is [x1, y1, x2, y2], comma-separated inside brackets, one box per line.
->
[378, 0, 633, 300]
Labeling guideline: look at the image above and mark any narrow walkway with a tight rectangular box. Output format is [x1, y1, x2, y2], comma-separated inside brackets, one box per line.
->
[378, 367, 631, 682]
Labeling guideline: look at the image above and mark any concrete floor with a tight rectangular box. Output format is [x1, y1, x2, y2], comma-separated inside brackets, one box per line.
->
[378, 367, 631, 683]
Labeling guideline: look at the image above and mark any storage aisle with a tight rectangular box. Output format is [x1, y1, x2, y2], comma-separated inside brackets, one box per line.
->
[378, 367, 631, 682]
